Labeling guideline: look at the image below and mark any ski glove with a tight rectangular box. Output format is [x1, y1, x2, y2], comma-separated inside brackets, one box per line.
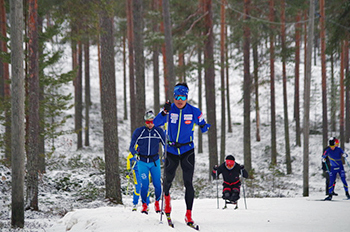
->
[126, 170, 132, 179]
[164, 101, 171, 111]
[240, 165, 245, 170]
[200, 123, 211, 133]
[161, 101, 171, 116]
[211, 165, 218, 179]
[343, 153, 349, 158]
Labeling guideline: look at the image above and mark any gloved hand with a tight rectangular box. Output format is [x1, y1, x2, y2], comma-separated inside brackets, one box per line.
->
[164, 101, 171, 112]
[200, 123, 211, 133]
[126, 170, 132, 178]
[211, 165, 218, 179]
[343, 153, 349, 158]
[240, 165, 245, 170]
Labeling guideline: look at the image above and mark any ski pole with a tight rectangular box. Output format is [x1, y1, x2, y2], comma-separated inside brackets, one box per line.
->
[344, 155, 350, 169]
[216, 170, 219, 209]
[323, 157, 330, 172]
[126, 161, 137, 197]
[241, 169, 247, 209]
[160, 105, 170, 223]
[126, 175, 131, 196]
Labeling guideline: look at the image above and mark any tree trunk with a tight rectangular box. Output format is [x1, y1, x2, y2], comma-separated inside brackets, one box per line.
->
[0, 0, 3, 97]
[26, 0, 40, 211]
[320, 0, 328, 148]
[294, 11, 301, 147]
[345, 41, 349, 143]
[197, 48, 203, 154]
[243, 0, 251, 173]
[133, 0, 145, 123]
[72, 24, 82, 149]
[178, 51, 184, 82]
[100, 9, 122, 203]
[269, 0, 277, 165]
[281, 0, 291, 174]
[162, 0, 175, 99]
[84, 38, 90, 147]
[225, 25, 232, 133]
[220, 0, 226, 164]
[252, 34, 260, 142]
[152, 0, 160, 113]
[10, 0, 25, 226]
[197, 0, 203, 154]
[77, 41, 83, 149]
[126, 0, 136, 133]
[330, 53, 336, 132]
[340, 41, 345, 149]
[0, 0, 11, 165]
[123, 34, 128, 120]
[303, 0, 315, 197]
[38, 14, 45, 173]
[204, 0, 218, 180]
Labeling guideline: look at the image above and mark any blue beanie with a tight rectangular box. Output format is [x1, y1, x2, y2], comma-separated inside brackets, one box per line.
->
[174, 85, 189, 97]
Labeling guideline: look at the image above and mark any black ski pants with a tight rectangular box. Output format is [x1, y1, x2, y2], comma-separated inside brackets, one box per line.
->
[163, 149, 195, 210]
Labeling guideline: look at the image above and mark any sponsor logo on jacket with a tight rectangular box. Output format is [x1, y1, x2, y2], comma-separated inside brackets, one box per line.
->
[170, 113, 178, 123]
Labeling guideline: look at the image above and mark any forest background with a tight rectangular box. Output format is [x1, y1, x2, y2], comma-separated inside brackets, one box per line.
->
[1, 0, 350, 230]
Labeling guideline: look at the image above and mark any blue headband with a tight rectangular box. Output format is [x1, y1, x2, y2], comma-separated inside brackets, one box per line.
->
[174, 85, 189, 97]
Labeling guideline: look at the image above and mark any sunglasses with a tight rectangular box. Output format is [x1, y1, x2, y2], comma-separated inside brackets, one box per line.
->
[145, 120, 153, 125]
[174, 95, 187, 101]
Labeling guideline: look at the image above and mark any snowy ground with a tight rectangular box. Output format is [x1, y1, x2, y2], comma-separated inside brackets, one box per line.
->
[46, 195, 350, 232]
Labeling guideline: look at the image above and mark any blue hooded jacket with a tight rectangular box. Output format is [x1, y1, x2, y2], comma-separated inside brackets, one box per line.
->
[153, 102, 210, 155]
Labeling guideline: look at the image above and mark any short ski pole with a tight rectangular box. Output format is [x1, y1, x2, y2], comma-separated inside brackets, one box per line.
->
[160, 107, 170, 223]
[323, 157, 330, 172]
[241, 169, 247, 209]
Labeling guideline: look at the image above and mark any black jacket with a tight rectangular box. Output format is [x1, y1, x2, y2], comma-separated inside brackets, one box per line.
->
[212, 162, 248, 188]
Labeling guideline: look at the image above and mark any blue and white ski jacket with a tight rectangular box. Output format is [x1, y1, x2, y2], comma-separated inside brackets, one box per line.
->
[153, 103, 210, 155]
[129, 126, 165, 163]
[322, 147, 345, 168]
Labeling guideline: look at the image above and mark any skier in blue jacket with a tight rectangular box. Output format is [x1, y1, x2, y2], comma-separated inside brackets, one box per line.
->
[153, 82, 210, 226]
[129, 110, 165, 214]
[322, 138, 350, 200]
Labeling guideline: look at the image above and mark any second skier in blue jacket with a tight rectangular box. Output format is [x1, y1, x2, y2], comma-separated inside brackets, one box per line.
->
[129, 110, 165, 214]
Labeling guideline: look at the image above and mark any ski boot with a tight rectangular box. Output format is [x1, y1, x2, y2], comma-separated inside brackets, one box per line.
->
[185, 209, 194, 224]
[154, 200, 161, 213]
[141, 203, 148, 214]
[346, 191, 350, 199]
[164, 194, 171, 214]
[324, 194, 332, 201]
